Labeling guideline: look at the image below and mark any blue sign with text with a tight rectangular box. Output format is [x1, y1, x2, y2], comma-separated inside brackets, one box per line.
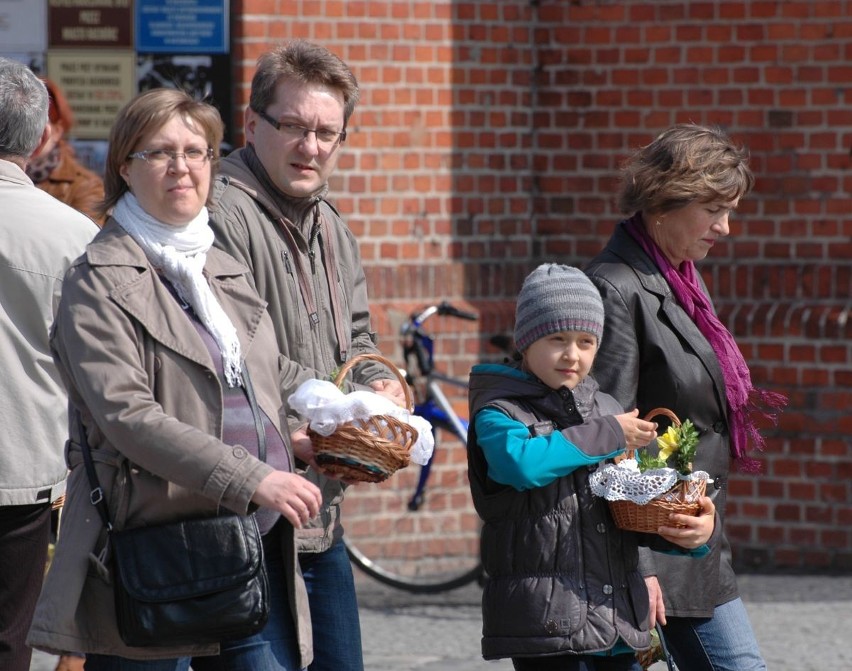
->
[136, 0, 229, 54]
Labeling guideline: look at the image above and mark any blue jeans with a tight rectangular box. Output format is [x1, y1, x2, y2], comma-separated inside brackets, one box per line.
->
[298, 541, 363, 671]
[90, 526, 303, 671]
[662, 597, 766, 671]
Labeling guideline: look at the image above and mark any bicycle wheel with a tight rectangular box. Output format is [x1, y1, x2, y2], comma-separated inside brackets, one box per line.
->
[341, 419, 483, 593]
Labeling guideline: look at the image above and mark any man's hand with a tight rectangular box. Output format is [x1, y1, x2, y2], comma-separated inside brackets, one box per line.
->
[251, 471, 322, 529]
[645, 575, 666, 627]
[370, 378, 407, 408]
[291, 426, 318, 470]
[292, 427, 364, 485]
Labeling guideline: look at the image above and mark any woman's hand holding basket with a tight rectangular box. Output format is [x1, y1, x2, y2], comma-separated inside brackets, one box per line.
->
[590, 408, 714, 535]
[656, 495, 715, 549]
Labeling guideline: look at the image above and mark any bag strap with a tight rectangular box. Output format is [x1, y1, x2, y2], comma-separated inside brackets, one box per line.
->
[76, 367, 268, 533]
[241, 368, 267, 463]
[76, 411, 113, 531]
[225, 177, 349, 362]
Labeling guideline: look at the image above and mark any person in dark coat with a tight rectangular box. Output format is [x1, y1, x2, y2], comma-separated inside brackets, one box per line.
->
[467, 263, 715, 671]
[585, 124, 786, 671]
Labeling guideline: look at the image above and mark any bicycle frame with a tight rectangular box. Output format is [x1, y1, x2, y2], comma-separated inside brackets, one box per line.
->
[408, 374, 469, 512]
[401, 302, 475, 506]
[341, 301, 483, 592]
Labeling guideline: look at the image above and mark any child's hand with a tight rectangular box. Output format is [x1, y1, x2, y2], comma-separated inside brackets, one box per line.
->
[614, 409, 658, 450]
[658, 496, 716, 549]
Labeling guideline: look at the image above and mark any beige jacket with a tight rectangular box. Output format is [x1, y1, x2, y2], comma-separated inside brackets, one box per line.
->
[0, 159, 97, 507]
[27, 222, 312, 664]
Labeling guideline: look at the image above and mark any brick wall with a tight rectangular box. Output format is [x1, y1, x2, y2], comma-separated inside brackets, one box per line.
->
[235, 0, 852, 571]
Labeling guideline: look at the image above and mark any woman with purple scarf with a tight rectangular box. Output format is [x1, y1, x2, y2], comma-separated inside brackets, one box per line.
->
[585, 124, 785, 671]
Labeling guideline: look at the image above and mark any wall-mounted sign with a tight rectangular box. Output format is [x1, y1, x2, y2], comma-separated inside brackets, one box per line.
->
[136, 0, 228, 54]
[47, 0, 133, 49]
[0, 0, 47, 52]
[46, 50, 136, 140]
[48, 0, 132, 48]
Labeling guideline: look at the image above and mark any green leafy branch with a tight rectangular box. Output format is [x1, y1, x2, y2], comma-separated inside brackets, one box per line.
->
[637, 419, 699, 475]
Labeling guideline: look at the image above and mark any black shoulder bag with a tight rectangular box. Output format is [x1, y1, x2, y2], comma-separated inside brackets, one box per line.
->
[78, 374, 270, 647]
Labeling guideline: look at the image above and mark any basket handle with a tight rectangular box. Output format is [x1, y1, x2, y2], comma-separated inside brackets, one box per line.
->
[621, 407, 682, 461]
[643, 407, 681, 427]
[331, 353, 414, 411]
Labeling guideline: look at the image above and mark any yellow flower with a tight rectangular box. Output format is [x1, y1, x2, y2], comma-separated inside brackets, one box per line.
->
[656, 426, 681, 462]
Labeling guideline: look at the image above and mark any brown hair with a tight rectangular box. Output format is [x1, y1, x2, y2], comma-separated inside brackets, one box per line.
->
[617, 123, 754, 216]
[98, 88, 224, 219]
[249, 40, 360, 129]
[42, 78, 74, 130]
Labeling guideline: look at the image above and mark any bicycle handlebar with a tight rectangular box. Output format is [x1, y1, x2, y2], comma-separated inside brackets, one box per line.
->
[435, 301, 477, 321]
[401, 302, 478, 378]
[408, 301, 477, 329]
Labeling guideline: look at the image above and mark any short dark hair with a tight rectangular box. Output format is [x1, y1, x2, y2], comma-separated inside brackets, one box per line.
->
[249, 40, 360, 128]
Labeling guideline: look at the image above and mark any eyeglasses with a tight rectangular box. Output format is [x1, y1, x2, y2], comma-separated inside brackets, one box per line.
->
[128, 148, 214, 167]
[253, 108, 346, 149]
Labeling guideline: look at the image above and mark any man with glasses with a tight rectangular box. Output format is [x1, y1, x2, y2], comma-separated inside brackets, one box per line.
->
[205, 40, 404, 671]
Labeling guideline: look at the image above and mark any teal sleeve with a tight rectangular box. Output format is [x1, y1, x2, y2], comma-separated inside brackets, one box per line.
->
[652, 543, 710, 558]
[474, 407, 622, 491]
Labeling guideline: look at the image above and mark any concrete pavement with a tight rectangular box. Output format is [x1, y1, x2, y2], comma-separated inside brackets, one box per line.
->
[30, 572, 852, 670]
[355, 572, 852, 670]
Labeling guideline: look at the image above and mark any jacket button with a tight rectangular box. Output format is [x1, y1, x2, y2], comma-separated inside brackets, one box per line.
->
[712, 421, 725, 433]
[596, 523, 607, 534]
[544, 619, 559, 634]
[233, 447, 246, 458]
[603, 584, 613, 595]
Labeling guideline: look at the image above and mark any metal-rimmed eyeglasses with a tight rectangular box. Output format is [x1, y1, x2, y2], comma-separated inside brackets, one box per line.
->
[253, 108, 346, 148]
[127, 147, 214, 167]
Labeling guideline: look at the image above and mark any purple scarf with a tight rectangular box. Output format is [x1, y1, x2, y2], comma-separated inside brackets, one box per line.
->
[625, 214, 786, 472]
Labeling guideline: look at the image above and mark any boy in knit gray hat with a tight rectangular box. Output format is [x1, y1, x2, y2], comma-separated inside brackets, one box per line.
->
[465, 263, 716, 671]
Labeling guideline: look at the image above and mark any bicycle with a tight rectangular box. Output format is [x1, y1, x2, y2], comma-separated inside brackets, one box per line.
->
[341, 301, 486, 593]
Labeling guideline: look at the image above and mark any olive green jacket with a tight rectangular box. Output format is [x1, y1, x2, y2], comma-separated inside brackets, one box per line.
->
[209, 149, 392, 553]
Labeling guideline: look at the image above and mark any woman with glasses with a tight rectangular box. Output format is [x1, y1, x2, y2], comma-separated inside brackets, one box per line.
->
[27, 87, 322, 670]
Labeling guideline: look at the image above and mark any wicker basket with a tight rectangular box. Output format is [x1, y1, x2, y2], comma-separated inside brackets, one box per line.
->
[608, 408, 707, 534]
[309, 353, 418, 484]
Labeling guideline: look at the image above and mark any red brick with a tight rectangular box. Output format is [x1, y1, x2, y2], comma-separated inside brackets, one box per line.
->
[227, 0, 852, 572]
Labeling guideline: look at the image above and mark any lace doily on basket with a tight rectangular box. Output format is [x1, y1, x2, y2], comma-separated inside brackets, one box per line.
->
[589, 458, 710, 505]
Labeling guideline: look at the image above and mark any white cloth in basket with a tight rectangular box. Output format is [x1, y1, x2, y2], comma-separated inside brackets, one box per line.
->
[589, 458, 710, 505]
[288, 379, 435, 465]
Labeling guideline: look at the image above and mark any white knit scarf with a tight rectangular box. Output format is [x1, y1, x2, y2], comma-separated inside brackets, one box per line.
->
[114, 193, 243, 387]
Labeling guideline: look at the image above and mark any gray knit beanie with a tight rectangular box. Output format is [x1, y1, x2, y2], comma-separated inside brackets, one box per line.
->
[513, 264, 605, 352]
